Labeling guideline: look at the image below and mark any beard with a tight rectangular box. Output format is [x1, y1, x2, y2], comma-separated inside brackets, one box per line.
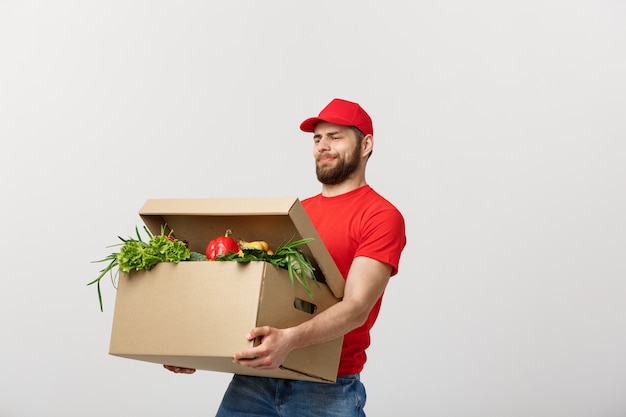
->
[315, 144, 361, 185]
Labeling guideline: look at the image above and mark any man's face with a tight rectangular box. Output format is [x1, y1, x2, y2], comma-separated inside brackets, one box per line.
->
[312, 122, 362, 185]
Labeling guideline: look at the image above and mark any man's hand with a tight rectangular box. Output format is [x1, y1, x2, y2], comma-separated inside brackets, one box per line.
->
[163, 365, 196, 374]
[232, 326, 293, 370]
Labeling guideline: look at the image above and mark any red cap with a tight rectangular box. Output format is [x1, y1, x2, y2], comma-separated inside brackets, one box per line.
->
[300, 98, 373, 135]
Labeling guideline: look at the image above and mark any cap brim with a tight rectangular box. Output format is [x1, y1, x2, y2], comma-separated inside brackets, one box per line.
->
[299, 117, 320, 132]
[300, 116, 356, 133]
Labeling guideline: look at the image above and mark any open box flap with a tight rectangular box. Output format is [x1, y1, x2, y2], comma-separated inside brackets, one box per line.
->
[137, 197, 345, 299]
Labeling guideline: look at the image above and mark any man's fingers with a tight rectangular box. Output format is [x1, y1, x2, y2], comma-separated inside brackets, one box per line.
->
[163, 364, 196, 374]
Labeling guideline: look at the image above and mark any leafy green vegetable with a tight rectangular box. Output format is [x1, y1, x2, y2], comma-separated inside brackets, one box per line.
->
[216, 235, 318, 299]
[88, 225, 190, 311]
[188, 251, 208, 261]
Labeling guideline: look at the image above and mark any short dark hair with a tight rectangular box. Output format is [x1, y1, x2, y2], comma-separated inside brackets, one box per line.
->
[350, 127, 372, 159]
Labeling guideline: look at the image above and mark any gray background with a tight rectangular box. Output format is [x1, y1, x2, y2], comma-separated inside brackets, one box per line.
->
[1, 1, 625, 416]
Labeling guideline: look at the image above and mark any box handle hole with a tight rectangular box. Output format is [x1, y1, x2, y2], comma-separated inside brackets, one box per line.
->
[293, 298, 317, 315]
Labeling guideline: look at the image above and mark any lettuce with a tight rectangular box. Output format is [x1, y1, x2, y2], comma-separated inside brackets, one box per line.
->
[88, 225, 191, 311]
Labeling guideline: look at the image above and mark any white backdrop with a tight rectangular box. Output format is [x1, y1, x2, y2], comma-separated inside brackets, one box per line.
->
[1, 1, 625, 416]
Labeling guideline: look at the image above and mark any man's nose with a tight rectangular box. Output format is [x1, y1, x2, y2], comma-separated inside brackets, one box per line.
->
[316, 137, 331, 150]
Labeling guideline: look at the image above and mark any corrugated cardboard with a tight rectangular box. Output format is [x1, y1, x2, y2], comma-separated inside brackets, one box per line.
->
[109, 197, 345, 383]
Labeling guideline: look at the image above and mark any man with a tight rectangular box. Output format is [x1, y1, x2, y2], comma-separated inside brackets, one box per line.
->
[165, 98, 406, 417]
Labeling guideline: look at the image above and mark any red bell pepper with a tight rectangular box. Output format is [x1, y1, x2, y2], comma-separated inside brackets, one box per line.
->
[206, 229, 239, 260]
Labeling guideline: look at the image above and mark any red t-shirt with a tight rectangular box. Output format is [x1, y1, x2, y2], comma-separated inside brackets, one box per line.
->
[302, 185, 406, 375]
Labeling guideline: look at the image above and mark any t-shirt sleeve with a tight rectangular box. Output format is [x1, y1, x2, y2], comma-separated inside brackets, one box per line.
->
[355, 207, 406, 276]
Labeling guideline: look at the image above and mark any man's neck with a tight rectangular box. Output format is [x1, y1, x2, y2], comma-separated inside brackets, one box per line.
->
[321, 177, 367, 197]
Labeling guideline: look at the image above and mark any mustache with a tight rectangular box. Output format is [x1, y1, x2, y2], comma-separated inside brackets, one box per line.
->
[316, 152, 336, 161]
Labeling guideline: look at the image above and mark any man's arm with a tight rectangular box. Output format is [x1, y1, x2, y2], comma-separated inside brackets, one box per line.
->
[232, 256, 392, 370]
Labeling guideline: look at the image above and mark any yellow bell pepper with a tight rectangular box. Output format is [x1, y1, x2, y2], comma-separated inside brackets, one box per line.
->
[238, 239, 274, 255]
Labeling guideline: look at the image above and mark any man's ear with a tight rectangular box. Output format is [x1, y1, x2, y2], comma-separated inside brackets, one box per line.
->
[363, 134, 374, 158]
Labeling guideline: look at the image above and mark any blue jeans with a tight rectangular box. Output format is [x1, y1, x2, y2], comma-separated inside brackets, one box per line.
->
[215, 374, 367, 417]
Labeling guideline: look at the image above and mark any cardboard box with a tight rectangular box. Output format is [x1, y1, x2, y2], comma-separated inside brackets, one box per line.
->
[109, 197, 345, 383]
